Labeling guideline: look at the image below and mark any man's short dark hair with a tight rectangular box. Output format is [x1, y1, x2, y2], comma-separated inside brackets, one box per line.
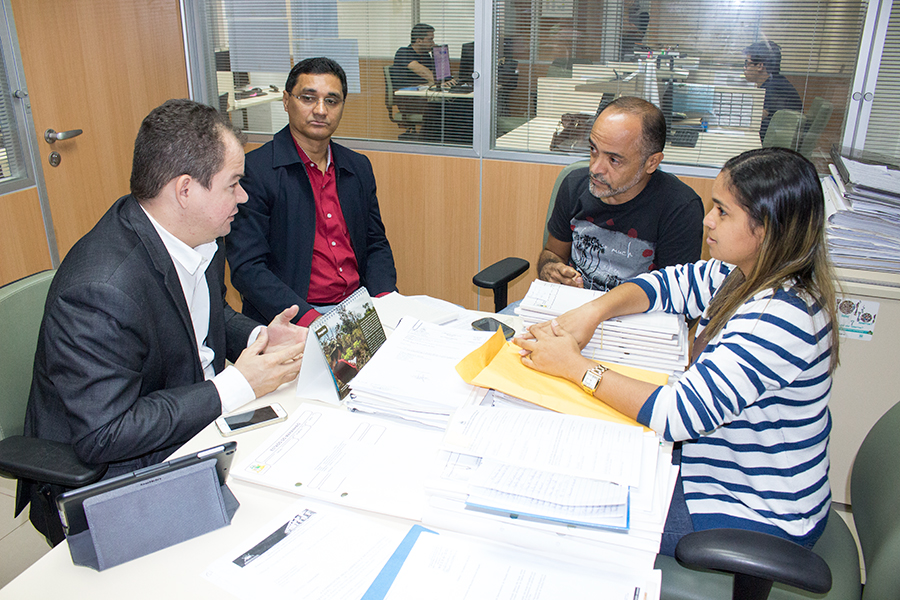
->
[130, 99, 243, 202]
[599, 96, 667, 157]
[744, 40, 783, 76]
[284, 57, 349, 100]
[411, 23, 434, 45]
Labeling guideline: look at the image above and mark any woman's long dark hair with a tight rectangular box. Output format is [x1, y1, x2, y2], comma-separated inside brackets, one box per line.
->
[704, 148, 839, 371]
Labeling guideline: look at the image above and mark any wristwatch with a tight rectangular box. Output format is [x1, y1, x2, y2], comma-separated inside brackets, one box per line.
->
[581, 364, 609, 394]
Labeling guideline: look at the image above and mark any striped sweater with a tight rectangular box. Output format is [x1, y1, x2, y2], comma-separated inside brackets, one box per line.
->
[631, 260, 832, 546]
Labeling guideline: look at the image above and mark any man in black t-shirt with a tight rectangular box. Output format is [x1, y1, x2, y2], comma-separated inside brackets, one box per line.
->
[540, 97, 704, 292]
[393, 23, 436, 88]
[743, 41, 803, 142]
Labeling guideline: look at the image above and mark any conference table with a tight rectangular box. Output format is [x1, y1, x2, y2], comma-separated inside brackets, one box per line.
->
[1, 306, 668, 599]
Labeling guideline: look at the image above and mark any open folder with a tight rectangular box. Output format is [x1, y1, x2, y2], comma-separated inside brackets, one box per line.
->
[455, 329, 668, 428]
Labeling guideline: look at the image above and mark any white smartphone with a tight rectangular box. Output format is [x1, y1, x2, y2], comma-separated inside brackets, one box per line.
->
[215, 403, 287, 437]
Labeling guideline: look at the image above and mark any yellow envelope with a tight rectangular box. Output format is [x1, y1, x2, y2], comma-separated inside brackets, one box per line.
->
[456, 329, 668, 429]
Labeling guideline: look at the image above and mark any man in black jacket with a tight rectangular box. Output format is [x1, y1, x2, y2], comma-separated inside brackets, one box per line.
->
[24, 99, 307, 542]
[227, 57, 397, 328]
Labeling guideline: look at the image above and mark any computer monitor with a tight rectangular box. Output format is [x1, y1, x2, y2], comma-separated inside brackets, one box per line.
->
[459, 42, 475, 85]
[434, 44, 452, 84]
[671, 83, 714, 116]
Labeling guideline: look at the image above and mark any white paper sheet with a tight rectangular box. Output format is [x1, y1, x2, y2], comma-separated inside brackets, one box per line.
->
[231, 404, 443, 520]
[204, 500, 408, 600]
[443, 406, 644, 487]
[378, 529, 661, 600]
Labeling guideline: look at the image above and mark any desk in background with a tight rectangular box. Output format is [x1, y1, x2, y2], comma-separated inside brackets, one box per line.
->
[495, 116, 760, 168]
[395, 86, 474, 145]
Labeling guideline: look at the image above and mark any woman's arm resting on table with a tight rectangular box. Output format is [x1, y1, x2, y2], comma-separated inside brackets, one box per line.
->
[515, 319, 659, 421]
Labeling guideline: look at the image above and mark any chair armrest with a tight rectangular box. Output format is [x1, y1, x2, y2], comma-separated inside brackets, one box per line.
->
[473, 257, 530, 291]
[675, 528, 832, 594]
[0, 436, 107, 488]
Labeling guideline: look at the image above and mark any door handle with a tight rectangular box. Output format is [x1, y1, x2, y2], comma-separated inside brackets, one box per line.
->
[44, 128, 83, 144]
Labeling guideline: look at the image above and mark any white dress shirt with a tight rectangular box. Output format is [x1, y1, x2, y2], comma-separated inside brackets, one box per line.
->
[142, 208, 256, 412]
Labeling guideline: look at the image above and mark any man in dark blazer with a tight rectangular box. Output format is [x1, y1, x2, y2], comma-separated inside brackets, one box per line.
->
[226, 57, 397, 328]
[24, 99, 307, 543]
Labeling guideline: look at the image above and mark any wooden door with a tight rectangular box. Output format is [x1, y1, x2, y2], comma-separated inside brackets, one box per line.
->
[11, 0, 188, 258]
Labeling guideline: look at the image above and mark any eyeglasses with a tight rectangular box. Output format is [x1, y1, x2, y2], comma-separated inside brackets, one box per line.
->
[289, 93, 343, 109]
[744, 59, 760, 68]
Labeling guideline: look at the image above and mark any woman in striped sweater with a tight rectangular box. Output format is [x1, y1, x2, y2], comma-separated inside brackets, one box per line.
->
[515, 147, 839, 555]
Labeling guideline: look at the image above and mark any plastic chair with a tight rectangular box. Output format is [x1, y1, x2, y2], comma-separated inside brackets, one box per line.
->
[799, 98, 833, 159]
[473, 159, 589, 311]
[0, 270, 107, 546]
[655, 397, 900, 599]
[383, 65, 424, 139]
[762, 109, 805, 150]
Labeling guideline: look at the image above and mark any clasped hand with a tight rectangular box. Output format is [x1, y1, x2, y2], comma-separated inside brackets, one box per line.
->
[235, 305, 308, 398]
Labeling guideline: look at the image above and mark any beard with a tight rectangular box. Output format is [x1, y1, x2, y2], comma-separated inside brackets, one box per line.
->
[588, 165, 647, 199]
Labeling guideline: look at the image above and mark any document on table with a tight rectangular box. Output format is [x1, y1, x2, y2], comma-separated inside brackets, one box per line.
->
[351, 317, 493, 409]
[231, 403, 443, 520]
[204, 500, 409, 600]
[443, 405, 644, 487]
[363, 526, 661, 600]
[465, 460, 630, 529]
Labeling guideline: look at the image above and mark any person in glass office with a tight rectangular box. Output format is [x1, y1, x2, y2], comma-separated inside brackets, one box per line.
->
[393, 23, 438, 88]
[743, 40, 803, 142]
[516, 147, 838, 556]
[226, 57, 397, 328]
[539, 97, 704, 292]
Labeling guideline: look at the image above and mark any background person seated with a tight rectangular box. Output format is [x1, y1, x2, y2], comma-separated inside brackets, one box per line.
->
[743, 40, 803, 142]
[227, 57, 397, 328]
[539, 97, 704, 292]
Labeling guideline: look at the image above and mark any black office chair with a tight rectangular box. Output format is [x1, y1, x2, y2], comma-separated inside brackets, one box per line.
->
[473, 159, 589, 312]
[0, 270, 108, 547]
[656, 397, 900, 599]
[383, 65, 424, 140]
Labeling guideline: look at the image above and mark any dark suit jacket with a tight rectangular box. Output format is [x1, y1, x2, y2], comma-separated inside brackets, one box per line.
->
[25, 194, 258, 475]
[226, 126, 397, 324]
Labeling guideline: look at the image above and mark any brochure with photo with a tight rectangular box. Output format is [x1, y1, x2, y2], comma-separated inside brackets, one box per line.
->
[296, 287, 386, 403]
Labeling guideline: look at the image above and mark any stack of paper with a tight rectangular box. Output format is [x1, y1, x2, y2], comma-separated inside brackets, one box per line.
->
[423, 405, 677, 571]
[206, 501, 662, 600]
[346, 318, 493, 428]
[516, 280, 688, 376]
[825, 151, 900, 273]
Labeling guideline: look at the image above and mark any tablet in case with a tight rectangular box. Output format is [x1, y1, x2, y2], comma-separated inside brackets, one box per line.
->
[56, 442, 239, 571]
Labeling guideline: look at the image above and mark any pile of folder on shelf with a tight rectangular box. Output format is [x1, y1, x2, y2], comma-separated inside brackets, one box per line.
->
[515, 280, 689, 378]
[824, 146, 900, 273]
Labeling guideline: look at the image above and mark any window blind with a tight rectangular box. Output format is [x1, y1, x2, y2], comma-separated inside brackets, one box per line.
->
[490, 0, 868, 170]
[205, 0, 475, 147]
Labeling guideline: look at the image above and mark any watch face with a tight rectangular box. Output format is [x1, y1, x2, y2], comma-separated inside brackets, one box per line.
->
[582, 370, 600, 391]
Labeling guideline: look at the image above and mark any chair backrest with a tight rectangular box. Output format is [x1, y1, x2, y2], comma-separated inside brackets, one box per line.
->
[850, 399, 900, 599]
[799, 97, 833, 159]
[543, 159, 590, 247]
[762, 109, 805, 150]
[0, 270, 54, 440]
[383, 65, 396, 114]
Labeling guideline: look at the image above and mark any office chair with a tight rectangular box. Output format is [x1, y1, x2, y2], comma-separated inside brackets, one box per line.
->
[798, 98, 833, 159]
[656, 397, 900, 599]
[0, 270, 108, 546]
[473, 160, 589, 312]
[383, 65, 424, 140]
[762, 110, 805, 151]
